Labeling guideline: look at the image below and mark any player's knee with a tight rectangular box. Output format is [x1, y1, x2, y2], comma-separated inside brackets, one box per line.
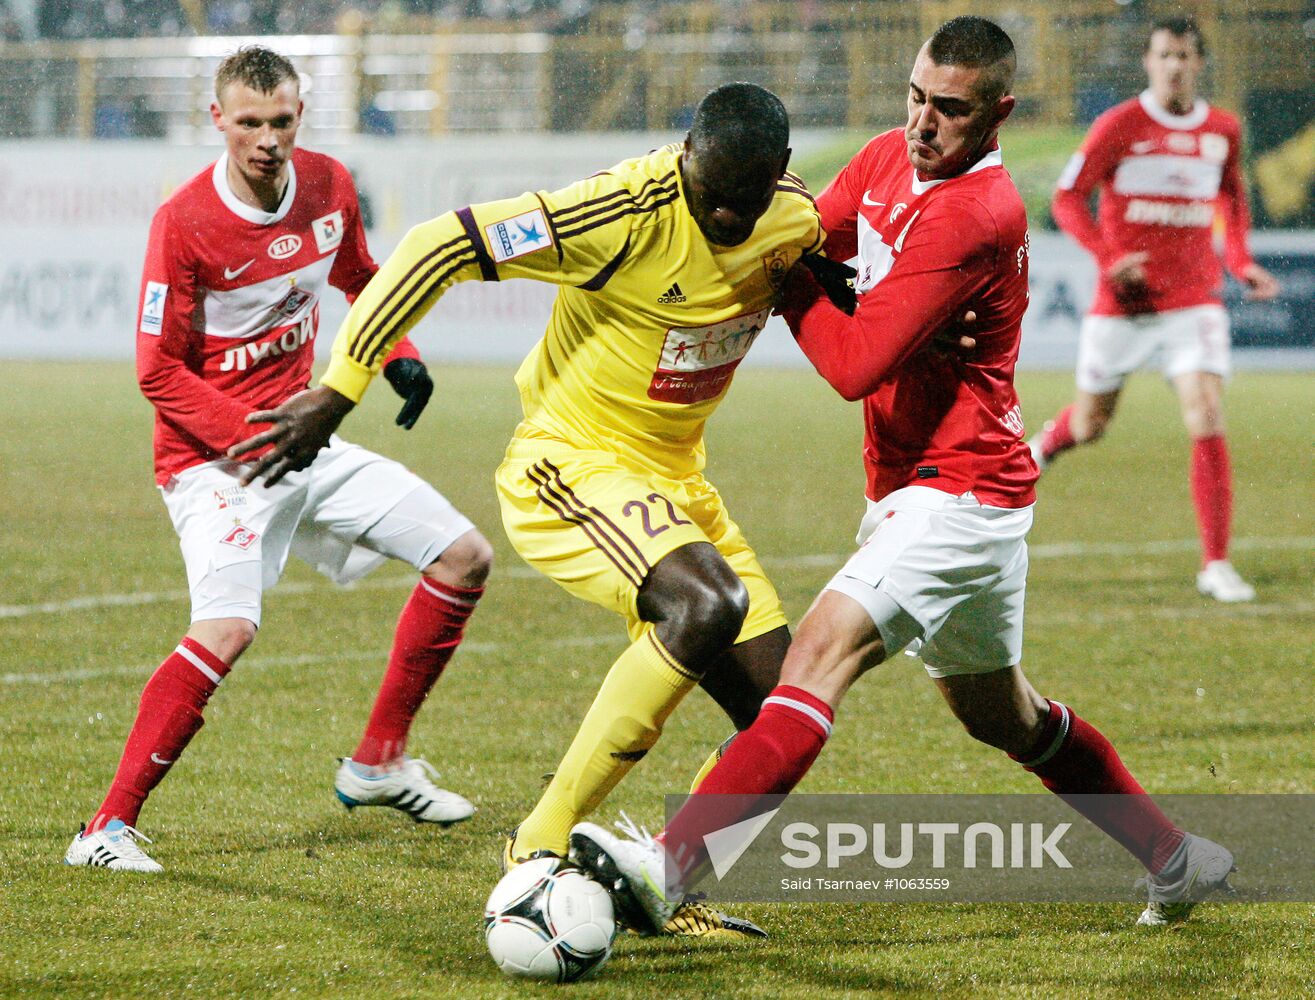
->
[682, 576, 749, 650]
[430, 529, 494, 589]
[780, 627, 839, 683]
[1073, 411, 1109, 443]
[187, 618, 255, 664]
[1185, 405, 1224, 438]
[649, 575, 747, 658]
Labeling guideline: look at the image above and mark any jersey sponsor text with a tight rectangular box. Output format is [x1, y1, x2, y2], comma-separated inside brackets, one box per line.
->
[1123, 198, 1214, 228]
[219, 313, 317, 372]
[650, 308, 770, 403]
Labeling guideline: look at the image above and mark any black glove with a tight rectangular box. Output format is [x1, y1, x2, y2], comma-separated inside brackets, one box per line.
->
[382, 357, 434, 430]
[800, 254, 858, 315]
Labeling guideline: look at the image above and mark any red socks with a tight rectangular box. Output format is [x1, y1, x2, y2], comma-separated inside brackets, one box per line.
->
[1190, 434, 1232, 565]
[692, 686, 834, 795]
[663, 685, 833, 884]
[351, 577, 482, 767]
[1039, 405, 1077, 461]
[88, 637, 231, 832]
[1012, 700, 1184, 874]
[661, 690, 1181, 884]
[85, 576, 482, 831]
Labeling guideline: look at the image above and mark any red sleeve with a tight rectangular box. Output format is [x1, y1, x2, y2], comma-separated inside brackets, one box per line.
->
[135, 205, 253, 452]
[782, 199, 997, 401]
[1219, 122, 1256, 278]
[327, 166, 420, 367]
[815, 141, 870, 263]
[380, 335, 421, 365]
[1051, 112, 1124, 270]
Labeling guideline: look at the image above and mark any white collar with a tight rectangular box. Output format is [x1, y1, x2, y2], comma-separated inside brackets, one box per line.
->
[910, 145, 1003, 195]
[212, 152, 297, 224]
[1137, 89, 1209, 130]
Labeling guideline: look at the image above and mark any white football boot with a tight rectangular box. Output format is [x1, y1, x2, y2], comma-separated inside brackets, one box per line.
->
[334, 757, 474, 825]
[64, 820, 163, 873]
[1196, 560, 1256, 603]
[569, 813, 679, 935]
[1135, 832, 1236, 926]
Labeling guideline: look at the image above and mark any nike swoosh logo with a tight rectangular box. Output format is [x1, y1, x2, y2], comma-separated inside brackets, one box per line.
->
[224, 260, 255, 280]
[150, 753, 174, 765]
[861, 192, 885, 207]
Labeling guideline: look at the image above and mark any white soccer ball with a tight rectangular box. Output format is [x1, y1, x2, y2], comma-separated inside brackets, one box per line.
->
[483, 857, 616, 982]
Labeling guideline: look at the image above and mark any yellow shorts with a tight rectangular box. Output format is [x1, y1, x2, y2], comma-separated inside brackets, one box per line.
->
[495, 430, 787, 644]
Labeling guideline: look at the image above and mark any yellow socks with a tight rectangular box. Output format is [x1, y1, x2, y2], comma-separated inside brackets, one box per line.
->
[688, 732, 738, 793]
[514, 628, 699, 856]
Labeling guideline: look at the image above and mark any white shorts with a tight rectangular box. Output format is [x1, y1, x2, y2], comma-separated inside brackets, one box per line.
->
[824, 486, 1032, 678]
[162, 436, 475, 626]
[1075, 304, 1231, 395]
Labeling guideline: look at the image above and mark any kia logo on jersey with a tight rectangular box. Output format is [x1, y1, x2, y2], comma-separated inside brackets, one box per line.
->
[267, 235, 302, 260]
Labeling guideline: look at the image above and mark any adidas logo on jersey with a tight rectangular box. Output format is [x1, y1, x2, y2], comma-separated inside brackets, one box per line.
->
[657, 282, 687, 304]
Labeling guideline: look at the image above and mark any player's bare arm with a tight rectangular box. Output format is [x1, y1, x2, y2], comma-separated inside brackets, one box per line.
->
[1241, 262, 1280, 301]
[228, 385, 356, 486]
[1106, 250, 1150, 292]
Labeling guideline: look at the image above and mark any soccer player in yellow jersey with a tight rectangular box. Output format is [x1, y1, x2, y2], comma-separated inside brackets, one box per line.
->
[231, 84, 824, 935]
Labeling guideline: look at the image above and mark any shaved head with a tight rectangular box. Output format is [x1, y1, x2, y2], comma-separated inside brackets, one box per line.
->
[926, 15, 1017, 102]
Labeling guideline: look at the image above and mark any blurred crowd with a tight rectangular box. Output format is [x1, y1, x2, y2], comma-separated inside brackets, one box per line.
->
[27, 0, 602, 39]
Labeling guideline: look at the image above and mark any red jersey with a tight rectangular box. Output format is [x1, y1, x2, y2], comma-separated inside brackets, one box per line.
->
[136, 147, 418, 484]
[1052, 91, 1255, 316]
[782, 128, 1036, 509]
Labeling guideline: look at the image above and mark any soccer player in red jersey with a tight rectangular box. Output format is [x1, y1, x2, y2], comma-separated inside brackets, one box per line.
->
[1030, 17, 1279, 602]
[65, 47, 493, 873]
[571, 16, 1234, 932]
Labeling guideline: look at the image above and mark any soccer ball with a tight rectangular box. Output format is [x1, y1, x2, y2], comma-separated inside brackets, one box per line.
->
[483, 858, 616, 981]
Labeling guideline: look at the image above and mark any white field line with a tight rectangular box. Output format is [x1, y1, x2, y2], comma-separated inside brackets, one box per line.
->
[0, 634, 622, 687]
[2, 534, 1313, 622]
[1028, 598, 1315, 628]
[8, 597, 1312, 688]
[5, 576, 1313, 689]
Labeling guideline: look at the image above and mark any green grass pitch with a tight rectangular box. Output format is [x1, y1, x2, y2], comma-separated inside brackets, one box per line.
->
[2, 362, 1312, 999]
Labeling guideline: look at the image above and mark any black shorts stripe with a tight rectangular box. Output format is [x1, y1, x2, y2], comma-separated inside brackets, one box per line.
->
[646, 631, 701, 682]
[527, 462, 646, 588]
[541, 460, 652, 574]
[556, 189, 681, 242]
[357, 247, 479, 368]
[526, 462, 641, 586]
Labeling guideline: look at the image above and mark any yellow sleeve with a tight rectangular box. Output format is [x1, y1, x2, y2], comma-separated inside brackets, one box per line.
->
[322, 173, 636, 402]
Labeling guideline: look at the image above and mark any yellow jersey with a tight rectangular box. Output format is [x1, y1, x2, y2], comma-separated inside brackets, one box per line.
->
[322, 143, 823, 477]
